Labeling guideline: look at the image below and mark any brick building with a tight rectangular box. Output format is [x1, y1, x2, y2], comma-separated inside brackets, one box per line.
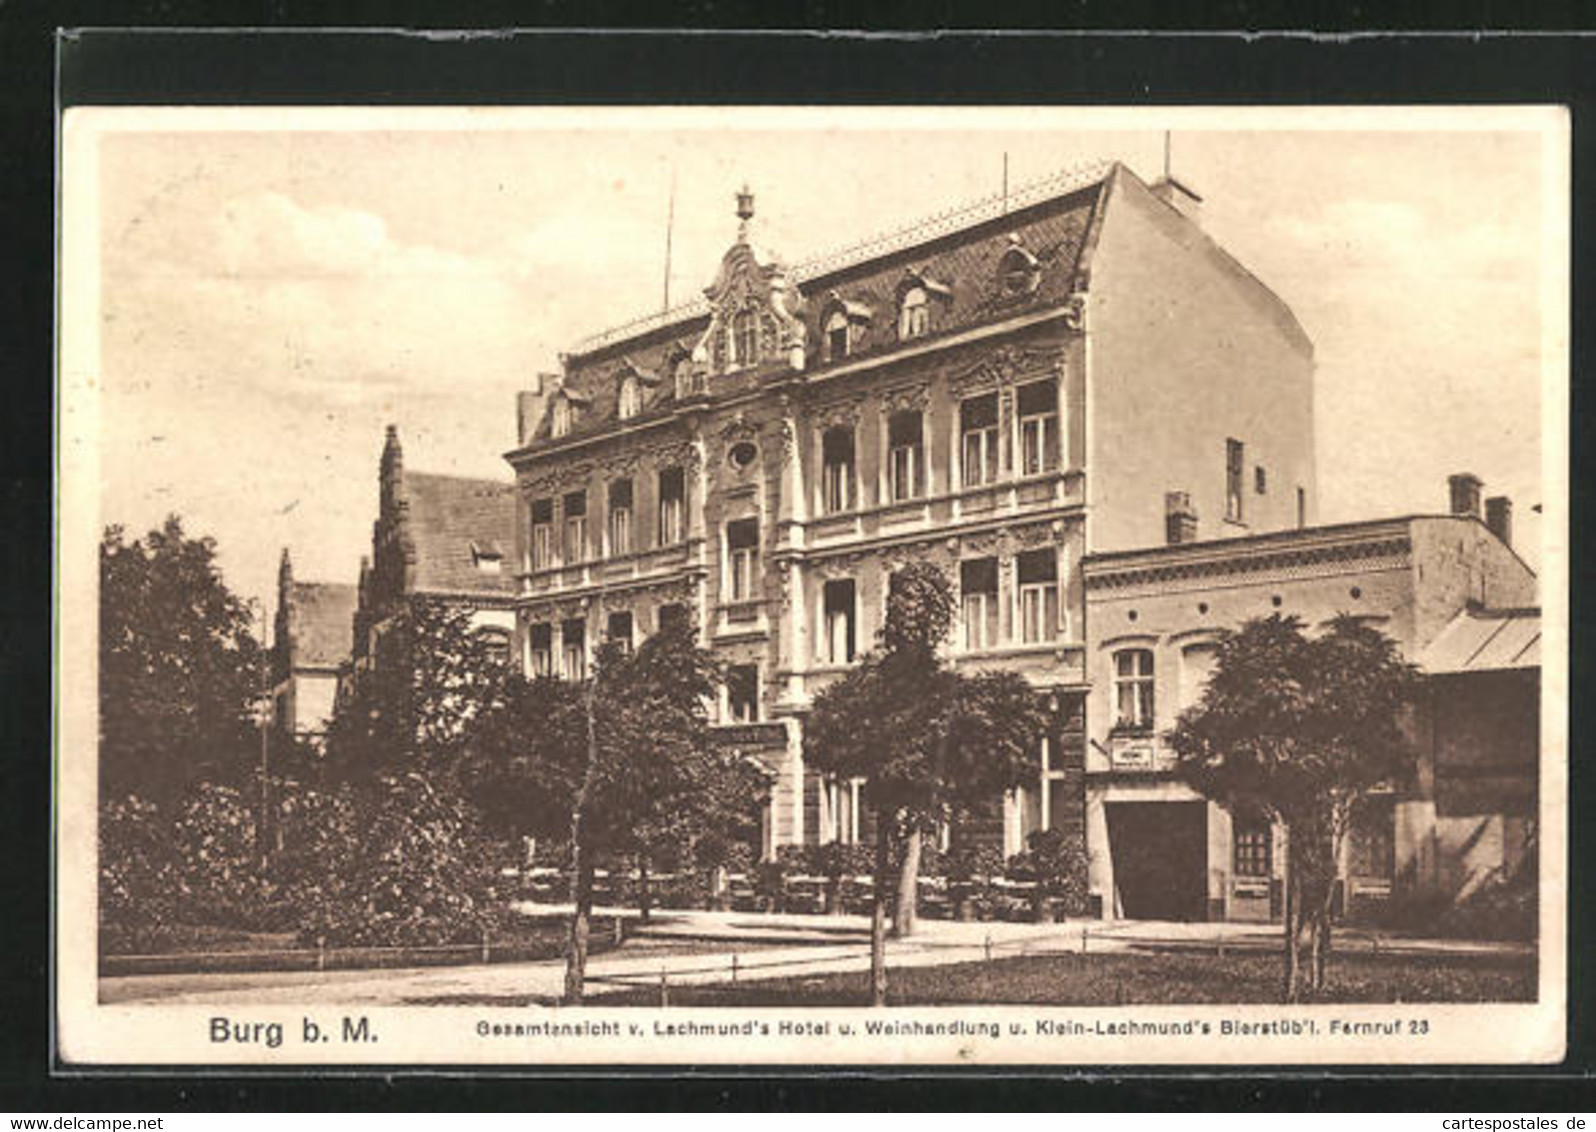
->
[345, 425, 519, 692]
[1081, 474, 1538, 922]
[504, 160, 1317, 863]
[268, 548, 357, 750]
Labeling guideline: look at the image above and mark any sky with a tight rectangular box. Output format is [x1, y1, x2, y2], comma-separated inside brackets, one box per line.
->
[76, 107, 1561, 618]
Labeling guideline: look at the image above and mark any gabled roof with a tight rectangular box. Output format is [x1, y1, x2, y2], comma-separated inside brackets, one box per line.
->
[402, 471, 519, 597]
[285, 581, 357, 669]
[1419, 606, 1541, 675]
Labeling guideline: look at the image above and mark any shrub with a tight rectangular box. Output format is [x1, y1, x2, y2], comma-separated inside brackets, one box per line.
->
[168, 782, 276, 930]
[1005, 828, 1090, 916]
[98, 794, 180, 954]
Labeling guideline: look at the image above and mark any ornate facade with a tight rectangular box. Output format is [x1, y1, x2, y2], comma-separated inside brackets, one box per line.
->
[506, 162, 1318, 865]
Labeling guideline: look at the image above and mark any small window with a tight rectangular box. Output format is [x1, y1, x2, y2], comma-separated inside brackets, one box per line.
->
[657, 467, 685, 546]
[657, 603, 691, 634]
[960, 394, 1000, 487]
[1017, 379, 1059, 476]
[887, 410, 923, 502]
[998, 246, 1039, 296]
[822, 426, 855, 513]
[606, 609, 633, 653]
[823, 578, 857, 664]
[728, 441, 758, 470]
[562, 490, 588, 563]
[1226, 439, 1245, 523]
[726, 518, 759, 603]
[1255, 465, 1267, 495]
[824, 308, 850, 362]
[618, 376, 641, 421]
[528, 623, 554, 679]
[727, 664, 759, 723]
[1016, 549, 1058, 644]
[960, 558, 1000, 651]
[608, 479, 633, 557]
[898, 286, 929, 340]
[1233, 812, 1272, 878]
[560, 618, 586, 680]
[733, 307, 759, 367]
[1296, 486, 1307, 529]
[551, 398, 571, 438]
[530, 498, 555, 570]
[1113, 648, 1155, 731]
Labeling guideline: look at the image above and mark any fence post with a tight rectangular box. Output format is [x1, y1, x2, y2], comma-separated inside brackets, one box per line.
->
[732, 953, 739, 983]
[984, 934, 992, 963]
[614, 915, 624, 945]
[481, 928, 490, 965]
[659, 966, 669, 1008]
[1081, 925, 1089, 955]
[316, 935, 326, 972]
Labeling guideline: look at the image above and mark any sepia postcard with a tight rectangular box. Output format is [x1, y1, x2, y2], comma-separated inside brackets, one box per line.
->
[55, 104, 1569, 1067]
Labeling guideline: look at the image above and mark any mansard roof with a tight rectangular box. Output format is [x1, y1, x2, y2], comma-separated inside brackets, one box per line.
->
[402, 471, 519, 597]
[283, 581, 357, 669]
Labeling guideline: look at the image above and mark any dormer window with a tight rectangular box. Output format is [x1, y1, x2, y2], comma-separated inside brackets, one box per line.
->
[824, 308, 850, 361]
[618, 376, 641, 421]
[997, 244, 1042, 299]
[672, 355, 693, 400]
[471, 541, 504, 575]
[551, 398, 571, 438]
[732, 307, 759, 367]
[899, 286, 929, 340]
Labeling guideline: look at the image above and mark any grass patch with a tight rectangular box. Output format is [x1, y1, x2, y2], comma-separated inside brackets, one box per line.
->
[590, 949, 1536, 1006]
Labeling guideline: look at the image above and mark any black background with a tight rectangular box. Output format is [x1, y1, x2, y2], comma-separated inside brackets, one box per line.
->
[5, 8, 1593, 1112]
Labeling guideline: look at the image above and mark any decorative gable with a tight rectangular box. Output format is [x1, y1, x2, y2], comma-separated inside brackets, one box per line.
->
[695, 187, 807, 377]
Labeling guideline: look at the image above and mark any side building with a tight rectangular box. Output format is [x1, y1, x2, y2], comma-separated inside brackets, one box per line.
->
[1081, 474, 1538, 923]
[345, 425, 520, 694]
[505, 162, 1316, 863]
[268, 548, 357, 751]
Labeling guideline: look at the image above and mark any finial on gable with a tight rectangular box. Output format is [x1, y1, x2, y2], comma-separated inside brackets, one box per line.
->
[735, 184, 755, 239]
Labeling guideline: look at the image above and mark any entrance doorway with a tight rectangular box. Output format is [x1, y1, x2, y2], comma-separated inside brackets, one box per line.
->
[1106, 801, 1208, 922]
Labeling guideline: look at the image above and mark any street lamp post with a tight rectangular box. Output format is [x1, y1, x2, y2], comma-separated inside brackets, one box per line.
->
[247, 596, 271, 874]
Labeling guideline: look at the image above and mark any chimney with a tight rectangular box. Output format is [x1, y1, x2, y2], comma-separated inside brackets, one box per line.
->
[1448, 472, 1482, 519]
[1165, 491, 1198, 545]
[1150, 176, 1203, 226]
[517, 372, 558, 446]
[1485, 495, 1513, 548]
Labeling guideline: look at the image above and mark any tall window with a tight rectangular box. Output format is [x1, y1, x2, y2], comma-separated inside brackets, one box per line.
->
[562, 490, 587, 563]
[606, 609, 633, 653]
[617, 376, 640, 421]
[658, 602, 690, 634]
[1114, 648, 1155, 731]
[898, 286, 929, 340]
[1233, 812, 1272, 878]
[608, 479, 633, 557]
[1350, 799, 1395, 879]
[960, 393, 1000, 487]
[530, 498, 554, 570]
[1016, 549, 1059, 644]
[726, 518, 759, 603]
[1017, 378, 1059, 476]
[551, 399, 571, 438]
[827, 778, 864, 845]
[733, 307, 759, 367]
[672, 356, 694, 400]
[960, 558, 1000, 651]
[824, 308, 850, 362]
[823, 578, 857, 664]
[528, 622, 554, 678]
[887, 410, 922, 502]
[727, 664, 759, 723]
[657, 466, 685, 546]
[1226, 438, 1245, 522]
[560, 618, 586, 679]
[822, 426, 855, 513]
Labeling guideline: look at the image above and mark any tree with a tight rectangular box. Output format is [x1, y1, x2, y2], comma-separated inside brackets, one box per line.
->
[1166, 614, 1419, 1000]
[465, 616, 745, 1003]
[804, 561, 1049, 1005]
[99, 517, 265, 803]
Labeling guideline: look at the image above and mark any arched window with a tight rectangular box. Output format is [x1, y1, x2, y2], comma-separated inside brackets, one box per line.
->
[618, 376, 640, 421]
[732, 308, 759, 367]
[824, 307, 851, 361]
[898, 286, 929, 340]
[998, 246, 1040, 297]
[551, 398, 571, 438]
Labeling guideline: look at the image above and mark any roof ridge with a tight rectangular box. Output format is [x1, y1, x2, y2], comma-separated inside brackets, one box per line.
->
[404, 469, 516, 490]
[567, 157, 1115, 358]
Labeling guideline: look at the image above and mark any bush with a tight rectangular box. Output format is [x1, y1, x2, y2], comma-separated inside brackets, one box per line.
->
[1006, 828, 1090, 917]
[99, 794, 180, 954]
[169, 782, 277, 930]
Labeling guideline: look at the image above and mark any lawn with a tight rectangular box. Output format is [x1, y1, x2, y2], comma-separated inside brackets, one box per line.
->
[591, 949, 1536, 1006]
